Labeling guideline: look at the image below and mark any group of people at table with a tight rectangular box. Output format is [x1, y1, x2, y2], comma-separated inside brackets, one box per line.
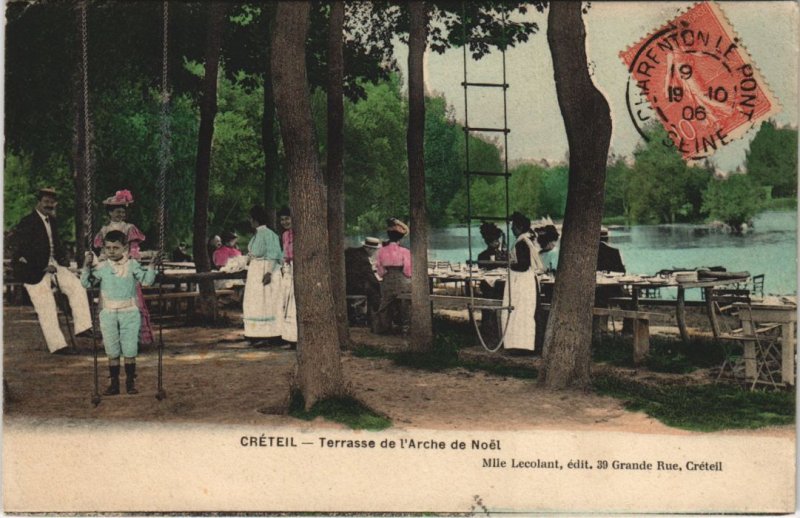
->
[8, 185, 594, 395]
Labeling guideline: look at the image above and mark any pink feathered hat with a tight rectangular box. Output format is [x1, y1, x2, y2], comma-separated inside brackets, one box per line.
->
[102, 189, 134, 206]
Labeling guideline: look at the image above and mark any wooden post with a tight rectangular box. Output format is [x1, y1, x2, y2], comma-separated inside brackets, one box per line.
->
[676, 286, 689, 343]
[632, 317, 650, 365]
[704, 287, 721, 338]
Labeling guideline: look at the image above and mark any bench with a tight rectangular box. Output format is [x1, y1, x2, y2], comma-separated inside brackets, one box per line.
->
[143, 289, 235, 316]
[540, 303, 657, 364]
[397, 293, 502, 310]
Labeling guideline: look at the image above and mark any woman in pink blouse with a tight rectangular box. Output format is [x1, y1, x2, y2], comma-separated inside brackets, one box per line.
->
[213, 231, 242, 269]
[374, 217, 411, 334]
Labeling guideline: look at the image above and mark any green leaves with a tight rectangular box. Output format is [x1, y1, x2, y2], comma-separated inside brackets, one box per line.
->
[701, 174, 766, 233]
[745, 120, 798, 198]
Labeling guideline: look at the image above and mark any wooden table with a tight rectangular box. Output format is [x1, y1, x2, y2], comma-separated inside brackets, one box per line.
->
[611, 276, 750, 342]
[734, 302, 797, 386]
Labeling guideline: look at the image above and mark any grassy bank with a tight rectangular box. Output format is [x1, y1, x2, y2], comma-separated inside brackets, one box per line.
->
[351, 316, 794, 432]
[593, 374, 795, 431]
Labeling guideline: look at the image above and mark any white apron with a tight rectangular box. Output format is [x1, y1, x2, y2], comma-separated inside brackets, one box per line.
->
[500, 234, 541, 351]
[243, 258, 283, 338]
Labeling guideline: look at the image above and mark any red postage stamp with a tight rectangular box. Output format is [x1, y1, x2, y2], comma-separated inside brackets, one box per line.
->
[620, 2, 780, 160]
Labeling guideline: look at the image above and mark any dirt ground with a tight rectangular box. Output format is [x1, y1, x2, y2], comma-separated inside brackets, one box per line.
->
[2, 304, 793, 439]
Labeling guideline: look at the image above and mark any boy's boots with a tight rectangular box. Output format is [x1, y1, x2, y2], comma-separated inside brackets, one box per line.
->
[104, 365, 121, 396]
[124, 363, 138, 395]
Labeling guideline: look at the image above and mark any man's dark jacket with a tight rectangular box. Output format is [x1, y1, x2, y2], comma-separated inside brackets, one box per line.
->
[345, 246, 381, 309]
[11, 211, 68, 285]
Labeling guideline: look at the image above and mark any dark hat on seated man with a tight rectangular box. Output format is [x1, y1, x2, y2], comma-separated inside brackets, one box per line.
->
[221, 231, 237, 242]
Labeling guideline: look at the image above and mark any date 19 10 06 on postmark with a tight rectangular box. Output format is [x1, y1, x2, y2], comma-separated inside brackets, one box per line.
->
[620, 2, 780, 160]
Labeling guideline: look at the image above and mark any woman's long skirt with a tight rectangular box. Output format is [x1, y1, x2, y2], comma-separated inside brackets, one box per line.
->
[374, 267, 410, 334]
[243, 258, 283, 338]
[500, 269, 538, 351]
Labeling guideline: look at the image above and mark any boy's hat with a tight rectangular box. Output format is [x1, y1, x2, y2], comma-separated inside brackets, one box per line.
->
[221, 231, 237, 242]
[102, 189, 134, 206]
[363, 237, 381, 248]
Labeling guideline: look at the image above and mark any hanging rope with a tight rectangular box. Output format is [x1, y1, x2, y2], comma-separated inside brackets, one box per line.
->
[155, 0, 171, 402]
[79, 0, 102, 407]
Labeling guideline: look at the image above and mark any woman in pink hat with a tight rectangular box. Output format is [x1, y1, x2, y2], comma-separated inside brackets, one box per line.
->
[92, 190, 154, 345]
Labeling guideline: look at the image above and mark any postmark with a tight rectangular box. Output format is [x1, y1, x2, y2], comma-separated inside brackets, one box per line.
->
[620, 2, 780, 160]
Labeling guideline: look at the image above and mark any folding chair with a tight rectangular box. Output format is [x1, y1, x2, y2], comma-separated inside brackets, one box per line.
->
[750, 274, 765, 298]
[711, 288, 782, 389]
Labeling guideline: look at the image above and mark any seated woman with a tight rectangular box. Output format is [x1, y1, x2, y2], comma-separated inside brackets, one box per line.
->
[213, 231, 241, 269]
[476, 221, 508, 343]
[476, 221, 508, 299]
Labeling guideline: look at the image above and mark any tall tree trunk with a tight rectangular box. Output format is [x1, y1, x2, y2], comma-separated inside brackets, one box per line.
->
[262, 3, 278, 229]
[272, 0, 345, 408]
[540, 3, 612, 389]
[326, 0, 350, 347]
[192, 1, 228, 320]
[407, 1, 433, 351]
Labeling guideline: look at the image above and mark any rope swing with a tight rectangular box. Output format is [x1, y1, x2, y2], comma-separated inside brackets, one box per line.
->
[78, 0, 103, 407]
[155, 0, 171, 402]
[81, 0, 172, 404]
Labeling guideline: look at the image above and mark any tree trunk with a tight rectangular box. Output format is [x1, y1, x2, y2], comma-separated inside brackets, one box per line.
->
[261, 3, 278, 229]
[326, 0, 350, 348]
[192, 1, 228, 321]
[407, 1, 433, 351]
[272, 0, 345, 409]
[540, 3, 612, 389]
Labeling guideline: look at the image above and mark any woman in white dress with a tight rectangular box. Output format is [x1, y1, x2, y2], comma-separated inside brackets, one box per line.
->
[500, 212, 559, 352]
[242, 206, 284, 344]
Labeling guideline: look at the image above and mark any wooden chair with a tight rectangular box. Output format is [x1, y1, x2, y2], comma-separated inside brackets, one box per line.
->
[711, 288, 782, 389]
[750, 274, 765, 298]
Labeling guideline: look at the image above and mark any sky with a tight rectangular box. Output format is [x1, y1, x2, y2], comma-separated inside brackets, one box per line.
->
[397, 1, 799, 172]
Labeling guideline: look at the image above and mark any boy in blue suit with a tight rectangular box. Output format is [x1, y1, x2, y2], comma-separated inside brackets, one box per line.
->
[81, 230, 160, 395]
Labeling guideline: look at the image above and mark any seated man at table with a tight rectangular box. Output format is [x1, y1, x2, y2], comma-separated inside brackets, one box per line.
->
[596, 229, 627, 311]
[597, 228, 625, 273]
[345, 237, 382, 325]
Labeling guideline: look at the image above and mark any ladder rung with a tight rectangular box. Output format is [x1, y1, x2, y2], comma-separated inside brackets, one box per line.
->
[466, 170, 510, 178]
[463, 126, 510, 134]
[468, 215, 508, 222]
[461, 81, 509, 89]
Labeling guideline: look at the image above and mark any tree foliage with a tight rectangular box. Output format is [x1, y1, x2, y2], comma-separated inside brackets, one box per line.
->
[701, 174, 766, 233]
[745, 120, 798, 198]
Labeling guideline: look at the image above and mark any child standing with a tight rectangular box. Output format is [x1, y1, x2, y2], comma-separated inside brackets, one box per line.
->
[82, 230, 160, 395]
[93, 190, 154, 345]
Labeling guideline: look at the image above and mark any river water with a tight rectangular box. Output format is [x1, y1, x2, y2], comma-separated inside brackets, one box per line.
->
[393, 211, 797, 297]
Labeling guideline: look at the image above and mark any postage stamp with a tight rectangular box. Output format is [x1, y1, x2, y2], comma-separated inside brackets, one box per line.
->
[620, 1, 780, 160]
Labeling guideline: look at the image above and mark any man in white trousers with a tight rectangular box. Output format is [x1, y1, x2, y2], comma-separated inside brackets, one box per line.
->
[10, 188, 92, 354]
